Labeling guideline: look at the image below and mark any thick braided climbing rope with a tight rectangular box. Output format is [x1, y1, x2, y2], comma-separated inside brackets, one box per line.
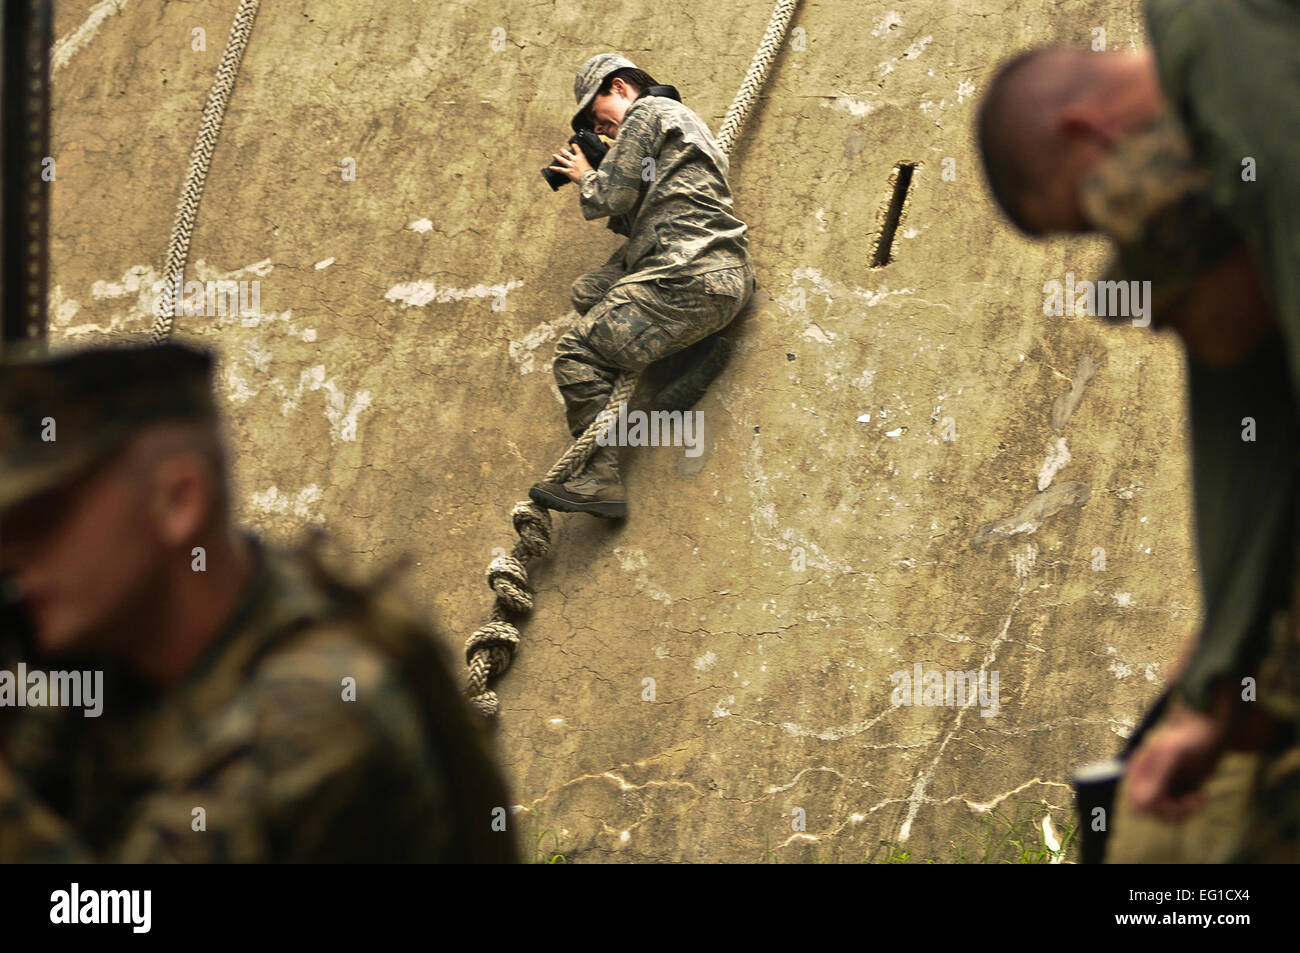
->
[150, 0, 261, 344]
[466, 0, 803, 717]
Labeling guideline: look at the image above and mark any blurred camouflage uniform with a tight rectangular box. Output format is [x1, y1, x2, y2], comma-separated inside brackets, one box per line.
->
[0, 343, 518, 862]
[1096, 0, 1300, 863]
[533, 54, 755, 518]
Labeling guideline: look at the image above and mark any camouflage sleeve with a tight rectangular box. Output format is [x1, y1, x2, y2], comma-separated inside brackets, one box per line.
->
[607, 212, 633, 237]
[0, 758, 93, 862]
[578, 103, 658, 220]
[0, 629, 458, 862]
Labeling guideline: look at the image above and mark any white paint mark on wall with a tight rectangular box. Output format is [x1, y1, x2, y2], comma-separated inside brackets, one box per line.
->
[282, 365, 373, 442]
[314, 258, 335, 270]
[1037, 437, 1071, 491]
[384, 279, 523, 308]
[956, 79, 976, 103]
[508, 314, 570, 375]
[824, 94, 875, 118]
[248, 484, 325, 522]
[694, 652, 717, 672]
[1012, 544, 1037, 581]
[49, 286, 82, 325]
[1041, 815, 1063, 862]
[53, 0, 129, 73]
[409, 218, 434, 233]
[903, 36, 933, 59]
[871, 11, 903, 36]
[612, 547, 674, 604]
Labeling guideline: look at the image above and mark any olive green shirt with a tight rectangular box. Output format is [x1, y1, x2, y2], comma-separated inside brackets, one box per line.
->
[1145, 0, 1300, 710]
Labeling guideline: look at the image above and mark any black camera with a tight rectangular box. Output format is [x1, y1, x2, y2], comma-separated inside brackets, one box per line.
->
[542, 85, 681, 191]
[541, 129, 610, 191]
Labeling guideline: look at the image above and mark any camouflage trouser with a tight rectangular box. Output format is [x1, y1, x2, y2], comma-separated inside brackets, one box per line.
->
[1105, 744, 1258, 863]
[1226, 735, 1300, 862]
[1105, 721, 1300, 863]
[553, 250, 755, 437]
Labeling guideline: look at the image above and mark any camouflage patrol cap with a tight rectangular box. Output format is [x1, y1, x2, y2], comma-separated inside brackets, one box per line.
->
[1078, 110, 1241, 322]
[0, 341, 216, 511]
[571, 52, 639, 132]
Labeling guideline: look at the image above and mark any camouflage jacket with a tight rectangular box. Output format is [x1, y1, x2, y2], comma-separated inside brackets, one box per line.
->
[578, 95, 749, 285]
[0, 536, 518, 862]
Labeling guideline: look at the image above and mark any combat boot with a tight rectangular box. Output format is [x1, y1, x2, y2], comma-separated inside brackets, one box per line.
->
[653, 334, 732, 412]
[529, 444, 626, 519]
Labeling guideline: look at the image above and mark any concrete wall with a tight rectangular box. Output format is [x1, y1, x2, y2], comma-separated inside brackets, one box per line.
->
[48, 0, 1194, 861]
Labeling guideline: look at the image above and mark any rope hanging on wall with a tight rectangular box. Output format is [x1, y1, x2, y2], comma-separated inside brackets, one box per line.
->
[466, 0, 803, 717]
[145, 0, 802, 718]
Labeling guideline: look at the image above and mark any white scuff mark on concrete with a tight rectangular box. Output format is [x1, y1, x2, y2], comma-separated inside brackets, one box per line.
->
[898, 582, 1025, 843]
[712, 696, 735, 719]
[314, 258, 335, 270]
[802, 323, 836, 344]
[957, 79, 976, 103]
[1037, 437, 1071, 491]
[885, 427, 903, 437]
[384, 278, 523, 308]
[1106, 646, 1132, 679]
[814, 208, 828, 232]
[824, 94, 876, 118]
[248, 484, 325, 522]
[871, 11, 903, 36]
[966, 777, 1060, 814]
[1012, 544, 1037, 581]
[694, 652, 717, 672]
[282, 365, 373, 443]
[88, 259, 273, 316]
[508, 314, 571, 375]
[611, 547, 674, 604]
[785, 267, 915, 314]
[903, 35, 933, 59]
[856, 413, 871, 423]
[741, 443, 857, 575]
[49, 286, 81, 325]
[225, 364, 258, 404]
[775, 707, 897, 742]
[1114, 591, 1133, 608]
[409, 218, 434, 233]
[238, 337, 274, 376]
[52, 0, 129, 73]
[1041, 815, 1063, 862]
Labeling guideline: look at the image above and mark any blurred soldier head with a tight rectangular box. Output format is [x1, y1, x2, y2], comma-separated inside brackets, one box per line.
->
[0, 342, 238, 659]
[976, 47, 1169, 235]
[976, 46, 1273, 364]
[571, 53, 659, 138]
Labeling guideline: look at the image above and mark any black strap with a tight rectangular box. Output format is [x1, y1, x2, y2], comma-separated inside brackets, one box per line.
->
[637, 84, 681, 103]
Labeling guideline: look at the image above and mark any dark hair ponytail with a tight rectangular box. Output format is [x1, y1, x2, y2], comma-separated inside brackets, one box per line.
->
[597, 67, 659, 97]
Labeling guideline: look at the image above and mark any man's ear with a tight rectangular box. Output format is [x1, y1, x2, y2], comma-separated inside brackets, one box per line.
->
[151, 452, 213, 547]
[1057, 102, 1113, 148]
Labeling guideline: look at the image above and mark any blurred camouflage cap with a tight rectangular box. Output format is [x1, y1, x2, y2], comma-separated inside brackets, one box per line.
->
[0, 342, 216, 510]
[1079, 110, 1241, 322]
[572, 52, 639, 132]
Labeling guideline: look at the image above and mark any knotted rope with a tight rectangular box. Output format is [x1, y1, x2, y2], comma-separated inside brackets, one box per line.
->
[466, 0, 801, 716]
[151, 0, 261, 344]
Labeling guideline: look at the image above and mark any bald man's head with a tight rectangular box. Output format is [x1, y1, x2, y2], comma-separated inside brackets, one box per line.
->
[977, 46, 1165, 235]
